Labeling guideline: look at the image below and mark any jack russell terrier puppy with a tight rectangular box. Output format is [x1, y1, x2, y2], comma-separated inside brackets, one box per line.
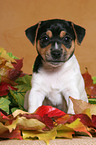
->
[24, 19, 88, 114]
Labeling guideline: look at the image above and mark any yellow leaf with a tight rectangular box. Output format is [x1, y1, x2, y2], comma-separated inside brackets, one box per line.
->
[12, 109, 29, 117]
[56, 124, 74, 138]
[0, 48, 16, 68]
[7, 116, 45, 132]
[22, 128, 57, 145]
[0, 48, 15, 63]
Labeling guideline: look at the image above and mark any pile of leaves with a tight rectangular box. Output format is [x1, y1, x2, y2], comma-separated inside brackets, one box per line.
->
[0, 100, 96, 145]
[0, 48, 96, 145]
[0, 48, 32, 114]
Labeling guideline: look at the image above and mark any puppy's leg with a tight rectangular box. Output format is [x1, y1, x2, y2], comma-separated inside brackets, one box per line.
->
[28, 88, 45, 113]
[62, 87, 88, 114]
[62, 88, 82, 114]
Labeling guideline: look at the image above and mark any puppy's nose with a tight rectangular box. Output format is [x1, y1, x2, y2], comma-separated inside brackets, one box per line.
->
[51, 49, 62, 59]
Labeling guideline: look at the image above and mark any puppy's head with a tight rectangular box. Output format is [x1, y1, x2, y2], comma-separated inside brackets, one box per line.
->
[25, 19, 85, 67]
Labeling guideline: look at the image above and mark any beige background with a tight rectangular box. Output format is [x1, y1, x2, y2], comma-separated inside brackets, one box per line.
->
[0, 0, 96, 76]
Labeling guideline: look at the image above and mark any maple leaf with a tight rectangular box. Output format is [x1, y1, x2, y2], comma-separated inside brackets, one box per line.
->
[82, 68, 96, 98]
[0, 126, 22, 140]
[0, 49, 24, 85]
[0, 48, 16, 68]
[0, 82, 18, 96]
[68, 114, 94, 128]
[66, 118, 92, 137]
[22, 128, 57, 145]
[69, 97, 90, 114]
[0, 110, 10, 123]
[56, 124, 75, 139]
[35, 105, 66, 118]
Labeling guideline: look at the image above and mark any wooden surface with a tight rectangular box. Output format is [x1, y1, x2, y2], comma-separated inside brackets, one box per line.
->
[0, 0, 96, 76]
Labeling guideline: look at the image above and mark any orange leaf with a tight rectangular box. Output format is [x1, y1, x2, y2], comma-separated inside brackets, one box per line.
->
[66, 118, 92, 137]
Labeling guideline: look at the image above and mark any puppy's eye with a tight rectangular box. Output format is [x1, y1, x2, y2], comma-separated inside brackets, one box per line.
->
[40, 35, 49, 48]
[63, 35, 72, 48]
[64, 36, 72, 43]
[40, 35, 49, 43]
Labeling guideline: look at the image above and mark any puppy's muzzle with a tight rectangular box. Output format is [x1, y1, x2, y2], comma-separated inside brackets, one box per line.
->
[51, 49, 62, 59]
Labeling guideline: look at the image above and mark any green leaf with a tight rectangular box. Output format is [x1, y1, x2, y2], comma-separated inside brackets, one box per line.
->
[8, 75, 32, 111]
[15, 75, 32, 89]
[9, 88, 24, 110]
[88, 98, 96, 104]
[0, 97, 11, 114]
[7, 52, 19, 59]
[92, 77, 96, 84]
[11, 107, 19, 113]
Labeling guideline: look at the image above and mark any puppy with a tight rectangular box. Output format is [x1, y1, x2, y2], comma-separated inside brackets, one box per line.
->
[25, 19, 88, 114]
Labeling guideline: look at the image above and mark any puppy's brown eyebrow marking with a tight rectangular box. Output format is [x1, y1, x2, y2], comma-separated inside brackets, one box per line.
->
[46, 30, 52, 38]
[60, 31, 66, 38]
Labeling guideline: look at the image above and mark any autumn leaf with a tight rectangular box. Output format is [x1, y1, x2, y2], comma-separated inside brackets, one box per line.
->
[0, 48, 16, 68]
[55, 114, 70, 125]
[66, 118, 92, 137]
[35, 105, 66, 118]
[12, 109, 29, 117]
[22, 128, 57, 145]
[69, 97, 90, 114]
[82, 68, 93, 87]
[70, 97, 96, 117]
[0, 110, 10, 122]
[0, 82, 18, 96]
[0, 126, 22, 140]
[92, 115, 96, 128]
[56, 124, 74, 139]
[82, 68, 96, 98]
[68, 114, 94, 128]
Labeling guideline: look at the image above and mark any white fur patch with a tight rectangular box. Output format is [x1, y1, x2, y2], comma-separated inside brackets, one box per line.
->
[24, 55, 88, 114]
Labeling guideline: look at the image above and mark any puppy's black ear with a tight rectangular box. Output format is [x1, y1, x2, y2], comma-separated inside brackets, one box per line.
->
[25, 23, 39, 45]
[72, 23, 86, 45]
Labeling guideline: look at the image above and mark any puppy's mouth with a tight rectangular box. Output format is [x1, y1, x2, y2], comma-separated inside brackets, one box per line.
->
[45, 52, 67, 66]
[45, 59, 65, 67]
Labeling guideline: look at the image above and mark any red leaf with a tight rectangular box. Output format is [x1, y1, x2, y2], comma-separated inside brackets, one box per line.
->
[35, 105, 66, 118]
[0, 82, 18, 96]
[12, 59, 23, 71]
[82, 68, 93, 87]
[0, 111, 10, 122]
[92, 115, 96, 128]
[8, 58, 23, 81]
[86, 84, 96, 98]
[82, 68, 96, 98]
[68, 114, 94, 127]
[0, 127, 22, 140]
[42, 115, 54, 130]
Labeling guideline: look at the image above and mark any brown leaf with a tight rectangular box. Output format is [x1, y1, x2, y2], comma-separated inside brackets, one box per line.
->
[82, 68, 96, 98]
[70, 97, 96, 116]
[69, 97, 90, 114]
